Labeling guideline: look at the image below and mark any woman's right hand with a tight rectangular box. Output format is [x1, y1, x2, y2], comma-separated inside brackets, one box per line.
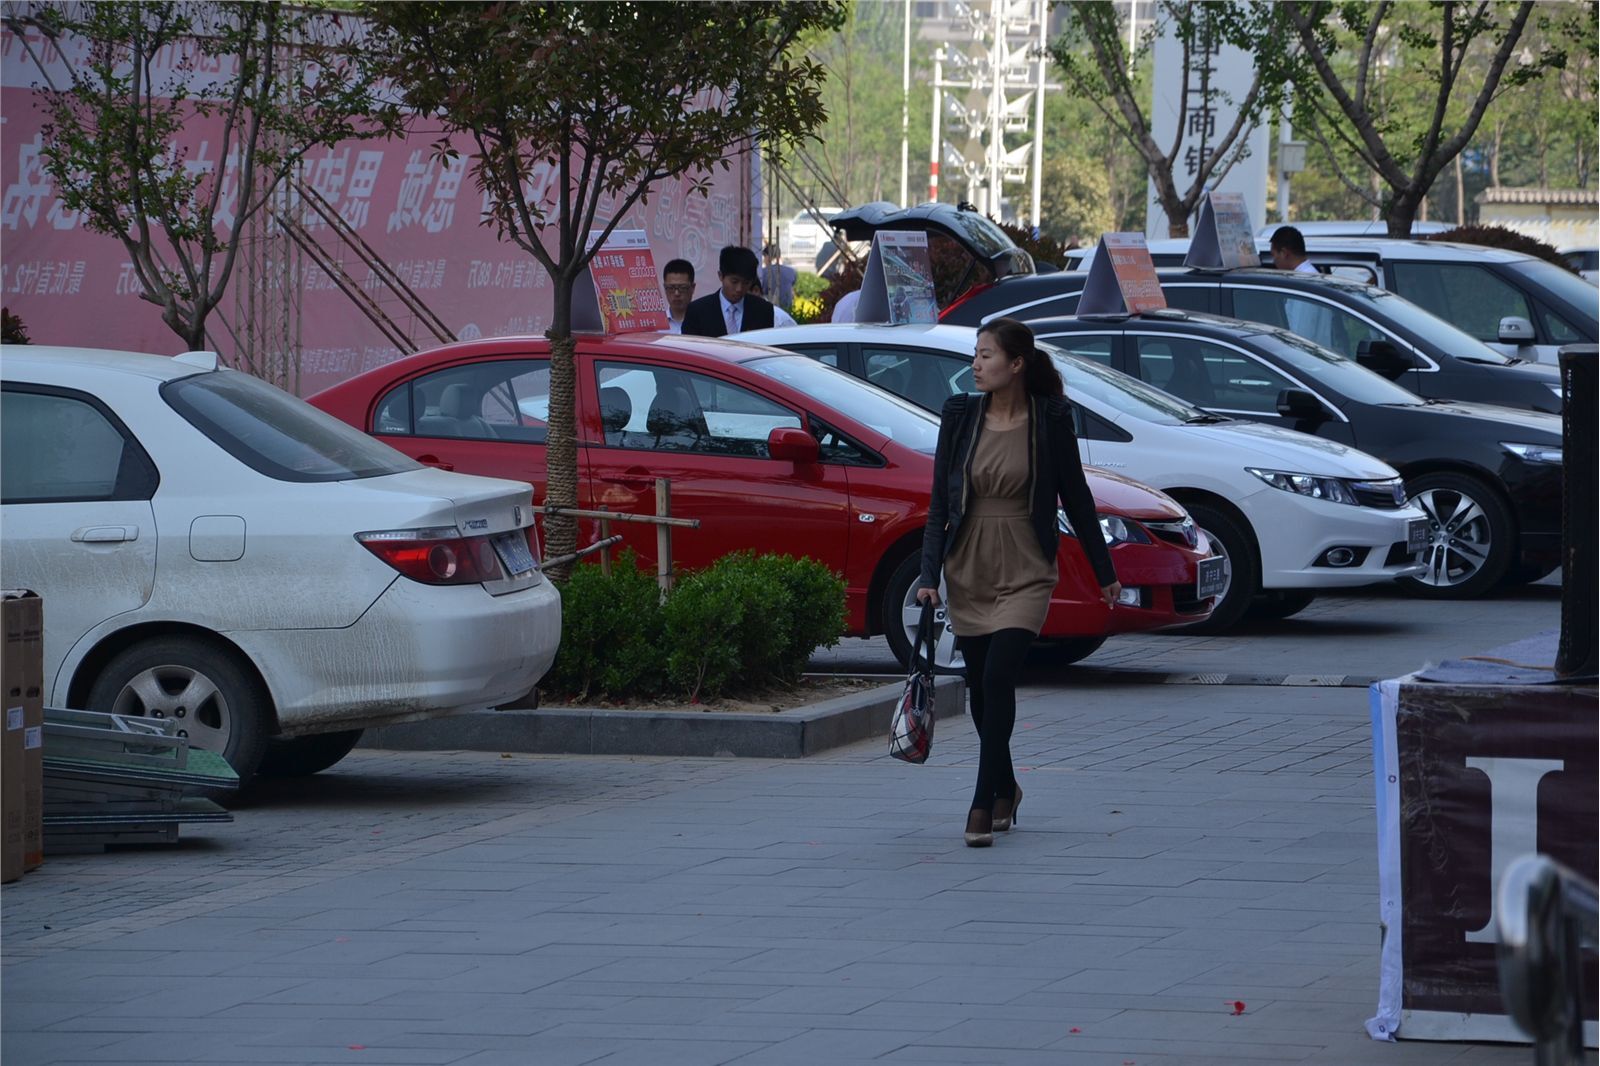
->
[915, 586, 941, 606]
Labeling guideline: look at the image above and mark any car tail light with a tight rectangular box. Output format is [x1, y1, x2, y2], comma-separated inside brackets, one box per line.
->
[356, 526, 506, 585]
[524, 520, 542, 566]
[938, 281, 995, 321]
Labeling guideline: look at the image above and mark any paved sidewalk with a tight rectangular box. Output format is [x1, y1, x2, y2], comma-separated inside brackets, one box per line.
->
[2, 680, 1544, 1065]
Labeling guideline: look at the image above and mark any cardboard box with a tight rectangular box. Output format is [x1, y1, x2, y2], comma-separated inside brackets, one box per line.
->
[2, 591, 44, 878]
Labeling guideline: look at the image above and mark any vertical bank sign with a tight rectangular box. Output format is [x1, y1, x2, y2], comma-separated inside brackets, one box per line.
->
[1145, 4, 1268, 240]
[0, 19, 752, 395]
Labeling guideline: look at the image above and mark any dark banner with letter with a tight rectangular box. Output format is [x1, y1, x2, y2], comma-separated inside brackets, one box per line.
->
[1369, 679, 1598, 1044]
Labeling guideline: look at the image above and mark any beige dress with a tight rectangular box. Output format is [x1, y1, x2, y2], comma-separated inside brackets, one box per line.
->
[943, 422, 1058, 637]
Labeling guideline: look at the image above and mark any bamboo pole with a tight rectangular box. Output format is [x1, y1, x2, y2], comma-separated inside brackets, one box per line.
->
[655, 478, 673, 597]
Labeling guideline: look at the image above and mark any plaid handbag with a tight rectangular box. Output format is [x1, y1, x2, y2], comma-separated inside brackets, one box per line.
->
[889, 605, 939, 764]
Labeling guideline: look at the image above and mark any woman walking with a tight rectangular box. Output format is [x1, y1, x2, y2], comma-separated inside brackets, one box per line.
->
[917, 318, 1121, 847]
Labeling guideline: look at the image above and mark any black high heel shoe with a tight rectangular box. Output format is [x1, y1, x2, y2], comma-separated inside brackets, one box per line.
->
[993, 784, 1022, 832]
[964, 808, 993, 847]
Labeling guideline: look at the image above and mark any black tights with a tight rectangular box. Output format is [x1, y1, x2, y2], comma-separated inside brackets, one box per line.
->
[957, 628, 1032, 813]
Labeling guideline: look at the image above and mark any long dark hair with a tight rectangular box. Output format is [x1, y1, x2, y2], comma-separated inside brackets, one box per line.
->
[978, 317, 1063, 398]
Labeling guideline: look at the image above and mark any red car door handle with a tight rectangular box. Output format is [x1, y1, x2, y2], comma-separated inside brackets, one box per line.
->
[416, 454, 455, 471]
[602, 467, 653, 490]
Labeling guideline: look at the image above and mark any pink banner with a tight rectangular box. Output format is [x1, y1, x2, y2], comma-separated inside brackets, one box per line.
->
[1, 26, 754, 395]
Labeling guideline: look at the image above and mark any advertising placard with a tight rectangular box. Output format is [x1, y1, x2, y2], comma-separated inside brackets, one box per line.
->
[573, 229, 669, 333]
[1184, 191, 1260, 270]
[853, 231, 939, 325]
[1077, 233, 1168, 317]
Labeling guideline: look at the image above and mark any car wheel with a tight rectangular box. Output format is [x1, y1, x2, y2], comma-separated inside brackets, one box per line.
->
[86, 637, 270, 790]
[1047, 636, 1107, 665]
[882, 554, 963, 674]
[257, 730, 364, 778]
[1177, 503, 1259, 634]
[1399, 473, 1513, 599]
[1247, 590, 1316, 621]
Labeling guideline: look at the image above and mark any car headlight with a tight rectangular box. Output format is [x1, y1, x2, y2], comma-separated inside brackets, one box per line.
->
[1057, 508, 1151, 544]
[1501, 441, 1563, 465]
[1246, 468, 1359, 506]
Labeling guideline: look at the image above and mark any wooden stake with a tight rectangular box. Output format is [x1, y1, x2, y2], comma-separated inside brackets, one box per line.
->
[656, 478, 672, 598]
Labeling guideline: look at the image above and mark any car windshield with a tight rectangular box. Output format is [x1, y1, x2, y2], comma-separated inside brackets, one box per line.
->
[1248, 330, 1425, 406]
[163, 370, 421, 482]
[1353, 288, 1515, 364]
[1034, 341, 1204, 425]
[744, 354, 941, 452]
[1507, 259, 1600, 320]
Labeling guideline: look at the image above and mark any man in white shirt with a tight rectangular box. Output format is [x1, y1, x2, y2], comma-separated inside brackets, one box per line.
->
[832, 288, 860, 323]
[661, 258, 694, 334]
[1270, 226, 1334, 348]
[1269, 226, 1320, 275]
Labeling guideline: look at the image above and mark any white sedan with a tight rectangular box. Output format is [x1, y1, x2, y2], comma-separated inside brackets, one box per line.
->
[740, 323, 1429, 631]
[1, 347, 561, 784]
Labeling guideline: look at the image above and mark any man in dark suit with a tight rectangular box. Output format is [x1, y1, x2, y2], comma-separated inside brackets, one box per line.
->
[680, 245, 776, 337]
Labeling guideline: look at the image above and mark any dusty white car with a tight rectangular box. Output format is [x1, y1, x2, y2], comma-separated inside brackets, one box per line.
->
[0, 347, 561, 784]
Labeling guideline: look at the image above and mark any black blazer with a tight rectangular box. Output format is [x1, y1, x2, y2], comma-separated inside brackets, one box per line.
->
[680, 292, 776, 337]
[919, 392, 1117, 592]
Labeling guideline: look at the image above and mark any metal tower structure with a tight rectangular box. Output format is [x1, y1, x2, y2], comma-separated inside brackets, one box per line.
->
[927, 0, 1053, 224]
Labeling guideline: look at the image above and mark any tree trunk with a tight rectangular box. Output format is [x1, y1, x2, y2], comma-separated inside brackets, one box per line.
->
[1386, 189, 1419, 238]
[543, 273, 581, 582]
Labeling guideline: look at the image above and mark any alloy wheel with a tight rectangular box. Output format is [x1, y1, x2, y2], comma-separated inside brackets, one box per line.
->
[899, 580, 964, 670]
[110, 664, 234, 752]
[1412, 487, 1493, 588]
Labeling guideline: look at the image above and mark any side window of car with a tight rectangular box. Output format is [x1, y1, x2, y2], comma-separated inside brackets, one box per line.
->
[1134, 336, 1296, 414]
[1077, 405, 1131, 442]
[863, 347, 971, 411]
[1, 388, 157, 503]
[1537, 302, 1584, 344]
[407, 360, 550, 443]
[1231, 289, 1386, 360]
[374, 382, 412, 435]
[1048, 335, 1115, 366]
[784, 344, 841, 368]
[1161, 286, 1213, 313]
[1392, 263, 1533, 343]
[595, 362, 801, 458]
[810, 417, 880, 466]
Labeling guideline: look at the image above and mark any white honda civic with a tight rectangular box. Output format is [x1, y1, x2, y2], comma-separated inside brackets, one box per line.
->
[739, 323, 1430, 632]
[1, 347, 561, 784]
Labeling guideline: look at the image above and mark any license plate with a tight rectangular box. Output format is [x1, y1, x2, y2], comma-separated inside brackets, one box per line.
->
[1407, 518, 1429, 553]
[492, 530, 536, 575]
[1196, 556, 1228, 599]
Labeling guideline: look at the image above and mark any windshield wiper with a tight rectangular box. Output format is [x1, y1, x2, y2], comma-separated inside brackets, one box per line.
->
[1184, 413, 1230, 424]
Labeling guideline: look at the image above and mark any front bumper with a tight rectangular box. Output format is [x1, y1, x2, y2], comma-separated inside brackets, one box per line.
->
[1245, 493, 1429, 588]
[231, 575, 562, 736]
[1041, 534, 1214, 638]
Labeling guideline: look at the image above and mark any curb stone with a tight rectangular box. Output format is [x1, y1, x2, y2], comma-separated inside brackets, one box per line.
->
[359, 676, 966, 759]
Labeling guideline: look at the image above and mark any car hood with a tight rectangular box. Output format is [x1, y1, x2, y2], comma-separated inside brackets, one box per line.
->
[1083, 467, 1187, 521]
[1392, 399, 1563, 442]
[829, 202, 1036, 280]
[1181, 418, 1400, 480]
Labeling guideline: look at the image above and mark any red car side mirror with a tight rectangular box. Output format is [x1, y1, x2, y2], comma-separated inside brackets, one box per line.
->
[768, 427, 820, 464]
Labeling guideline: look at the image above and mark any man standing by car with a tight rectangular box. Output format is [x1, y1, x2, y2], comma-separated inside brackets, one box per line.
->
[661, 259, 695, 334]
[759, 242, 797, 310]
[1270, 225, 1334, 347]
[1270, 226, 1320, 275]
[681, 246, 776, 337]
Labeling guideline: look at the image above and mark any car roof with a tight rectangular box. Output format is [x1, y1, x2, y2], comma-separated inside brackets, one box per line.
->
[741, 322, 979, 347]
[1031, 309, 1270, 338]
[1256, 219, 1454, 238]
[0, 345, 204, 382]
[1299, 237, 1536, 263]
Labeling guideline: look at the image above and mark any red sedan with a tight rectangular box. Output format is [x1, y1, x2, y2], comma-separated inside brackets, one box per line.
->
[310, 333, 1215, 666]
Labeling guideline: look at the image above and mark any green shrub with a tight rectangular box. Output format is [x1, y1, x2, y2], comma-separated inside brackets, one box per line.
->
[546, 550, 847, 703]
[764, 555, 846, 681]
[544, 550, 663, 700]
